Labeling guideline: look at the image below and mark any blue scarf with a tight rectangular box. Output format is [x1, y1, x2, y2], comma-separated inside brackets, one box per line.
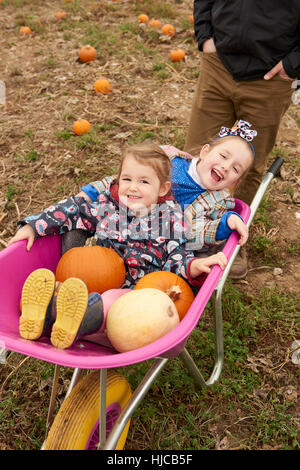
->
[171, 157, 205, 210]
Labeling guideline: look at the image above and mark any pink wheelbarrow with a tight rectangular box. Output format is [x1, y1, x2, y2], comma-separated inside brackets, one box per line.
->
[0, 158, 283, 450]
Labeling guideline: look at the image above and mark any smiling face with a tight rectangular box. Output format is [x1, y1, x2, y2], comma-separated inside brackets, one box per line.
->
[196, 137, 253, 191]
[118, 153, 171, 214]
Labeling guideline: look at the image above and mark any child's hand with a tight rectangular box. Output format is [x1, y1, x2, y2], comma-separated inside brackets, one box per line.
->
[189, 252, 227, 278]
[75, 191, 92, 203]
[227, 214, 249, 246]
[7, 224, 35, 251]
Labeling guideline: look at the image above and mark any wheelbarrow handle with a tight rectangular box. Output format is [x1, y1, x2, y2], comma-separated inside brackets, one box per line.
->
[267, 156, 284, 176]
[246, 157, 284, 228]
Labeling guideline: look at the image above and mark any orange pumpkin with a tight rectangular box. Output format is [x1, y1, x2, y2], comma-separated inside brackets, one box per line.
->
[161, 24, 175, 37]
[94, 78, 111, 94]
[56, 11, 67, 20]
[149, 19, 162, 29]
[79, 45, 97, 63]
[19, 26, 32, 36]
[170, 49, 185, 62]
[134, 271, 194, 320]
[56, 246, 126, 294]
[138, 14, 149, 23]
[73, 119, 91, 135]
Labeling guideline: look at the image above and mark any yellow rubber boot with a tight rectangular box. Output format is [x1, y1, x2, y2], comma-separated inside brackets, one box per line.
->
[50, 278, 89, 349]
[20, 268, 56, 340]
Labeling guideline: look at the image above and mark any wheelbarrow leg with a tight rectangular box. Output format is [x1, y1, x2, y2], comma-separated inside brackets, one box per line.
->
[103, 357, 168, 450]
[65, 368, 84, 398]
[180, 245, 241, 387]
[179, 348, 207, 388]
[45, 364, 61, 434]
[179, 272, 227, 388]
[42, 366, 84, 448]
[97, 368, 107, 450]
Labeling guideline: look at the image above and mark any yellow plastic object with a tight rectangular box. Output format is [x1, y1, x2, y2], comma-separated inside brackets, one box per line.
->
[50, 277, 89, 349]
[20, 268, 55, 340]
[44, 370, 132, 450]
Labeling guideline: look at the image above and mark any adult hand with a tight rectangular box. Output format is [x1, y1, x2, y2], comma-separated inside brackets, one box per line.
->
[202, 38, 217, 53]
[264, 60, 293, 81]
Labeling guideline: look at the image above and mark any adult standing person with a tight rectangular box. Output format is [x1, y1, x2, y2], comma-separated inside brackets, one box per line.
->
[184, 0, 300, 279]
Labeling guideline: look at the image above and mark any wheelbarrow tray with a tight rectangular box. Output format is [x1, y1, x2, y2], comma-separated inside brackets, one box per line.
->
[0, 199, 250, 370]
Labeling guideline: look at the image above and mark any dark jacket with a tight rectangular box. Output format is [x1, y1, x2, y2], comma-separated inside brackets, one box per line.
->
[194, 0, 300, 81]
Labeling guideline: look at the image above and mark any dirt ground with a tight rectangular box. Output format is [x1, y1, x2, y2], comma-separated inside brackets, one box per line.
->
[0, 0, 299, 451]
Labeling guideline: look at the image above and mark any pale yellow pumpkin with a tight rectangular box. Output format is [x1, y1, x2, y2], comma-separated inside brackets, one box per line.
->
[106, 288, 179, 352]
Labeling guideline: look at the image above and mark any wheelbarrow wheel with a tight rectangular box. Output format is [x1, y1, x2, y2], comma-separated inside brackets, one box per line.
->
[44, 370, 132, 450]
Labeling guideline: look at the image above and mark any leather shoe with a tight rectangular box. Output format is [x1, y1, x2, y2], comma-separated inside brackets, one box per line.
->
[229, 247, 248, 280]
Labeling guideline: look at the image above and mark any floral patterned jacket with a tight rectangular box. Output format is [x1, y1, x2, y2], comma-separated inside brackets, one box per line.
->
[20, 184, 197, 288]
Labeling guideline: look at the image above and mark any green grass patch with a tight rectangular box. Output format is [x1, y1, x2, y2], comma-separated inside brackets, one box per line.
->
[6, 185, 18, 201]
[25, 150, 39, 161]
[136, 1, 178, 20]
[56, 129, 73, 140]
[254, 195, 273, 228]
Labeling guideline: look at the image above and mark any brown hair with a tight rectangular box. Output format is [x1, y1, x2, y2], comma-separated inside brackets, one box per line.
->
[116, 142, 171, 186]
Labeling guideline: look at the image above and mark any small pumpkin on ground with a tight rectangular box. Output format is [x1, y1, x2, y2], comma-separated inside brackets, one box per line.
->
[56, 246, 126, 294]
[94, 79, 111, 94]
[106, 288, 179, 352]
[73, 119, 91, 135]
[79, 45, 97, 63]
[138, 14, 149, 23]
[149, 19, 162, 28]
[170, 49, 185, 62]
[161, 24, 175, 37]
[19, 26, 32, 36]
[56, 11, 67, 20]
[134, 271, 194, 320]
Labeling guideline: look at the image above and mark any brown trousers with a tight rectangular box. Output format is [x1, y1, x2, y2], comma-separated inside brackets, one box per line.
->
[184, 52, 293, 205]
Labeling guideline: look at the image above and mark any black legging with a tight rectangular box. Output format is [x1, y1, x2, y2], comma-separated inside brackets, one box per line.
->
[61, 229, 89, 255]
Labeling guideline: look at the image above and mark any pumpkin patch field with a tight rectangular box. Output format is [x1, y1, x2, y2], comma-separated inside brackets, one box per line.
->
[0, 0, 299, 451]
